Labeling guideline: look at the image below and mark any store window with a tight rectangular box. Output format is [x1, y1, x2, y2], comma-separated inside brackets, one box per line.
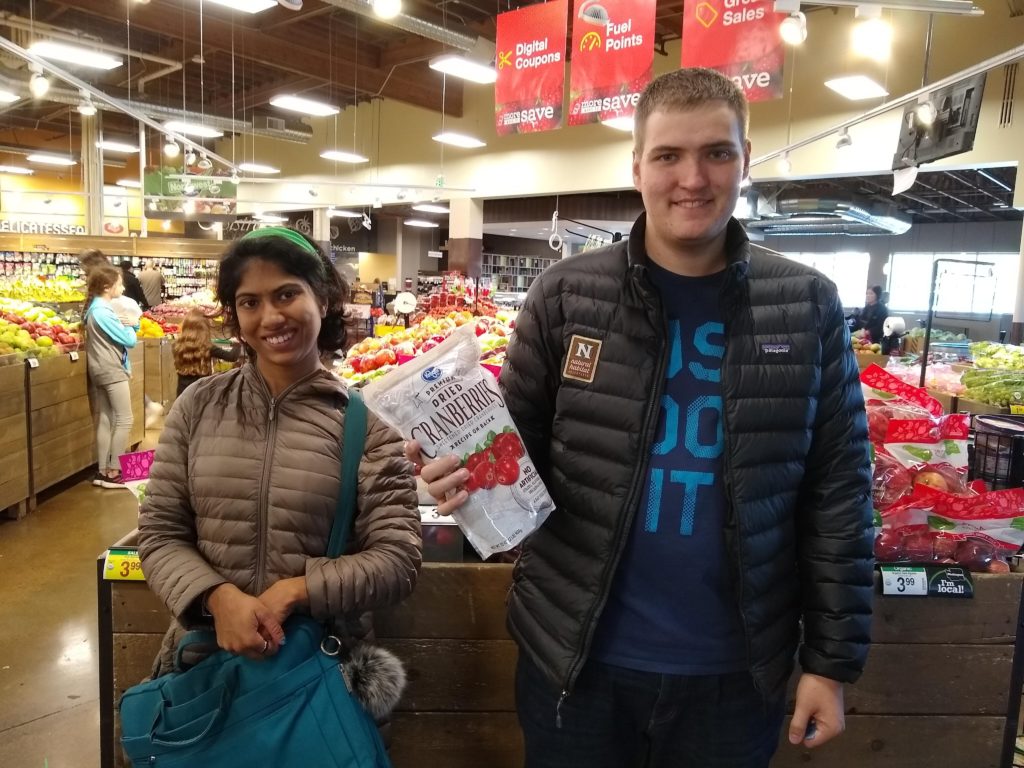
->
[780, 252, 870, 311]
[887, 252, 1019, 315]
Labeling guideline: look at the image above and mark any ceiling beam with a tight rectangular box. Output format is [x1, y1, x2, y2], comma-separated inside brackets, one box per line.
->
[51, 0, 461, 115]
[208, 75, 322, 115]
[913, 178, 998, 219]
[943, 170, 1009, 207]
[257, 3, 336, 31]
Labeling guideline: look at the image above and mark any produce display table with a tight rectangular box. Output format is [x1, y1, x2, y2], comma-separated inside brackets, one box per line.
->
[28, 350, 95, 494]
[97, 542, 1024, 768]
[0, 360, 31, 518]
[127, 346, 145, 448]
[142, 338, 177, 412]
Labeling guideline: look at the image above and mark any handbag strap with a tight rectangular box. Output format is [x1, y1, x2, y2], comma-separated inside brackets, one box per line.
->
[326, 388, 368, 559]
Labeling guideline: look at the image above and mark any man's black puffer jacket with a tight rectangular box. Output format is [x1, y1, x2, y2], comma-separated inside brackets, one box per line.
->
[500, 215, 874, 702]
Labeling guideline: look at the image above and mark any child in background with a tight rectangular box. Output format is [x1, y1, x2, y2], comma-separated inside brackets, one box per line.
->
[172, 309, 241, 397]
[84, 264, 138, 489]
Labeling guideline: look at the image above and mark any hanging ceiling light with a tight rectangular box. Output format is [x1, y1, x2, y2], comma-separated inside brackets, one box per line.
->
[0, 89, 20, 104]
[277, 0, 303, 7]
[0, 165, 33, 175]
[835, 128, 853, 149]
[404, 219, 440, 228]
[116, 178, 142, 188]
[779, 12, 807, 45]
[428, 54, 497, 84]
[851, 8, 892, 62]
[205, 0, 278, 12]
[320, 149, 369, 163]
[327, 208, 362, 218]
[28, 67, 50, 98]
[601, 116, 635, 132]
[412, 204, 450, 214]
[778, 152, 792, 175]
[98, 139, 141, 153]
[432, 132, 486, 149]
[372, 0, 402, 19]
[269, 94, 339, 116]
[27, 152, 77, 166]
[163, 120, 224, 138]
[29, 40, 123, 70]
[237, 162, 280, 174]
[163, 138, 181, 159]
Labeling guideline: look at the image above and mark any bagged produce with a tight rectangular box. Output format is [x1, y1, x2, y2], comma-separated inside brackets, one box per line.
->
[363, 323, 554, 557]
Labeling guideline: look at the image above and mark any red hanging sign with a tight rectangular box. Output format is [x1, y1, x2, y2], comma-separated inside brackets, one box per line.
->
[680, 0, 786, 103]
[568, 0, 656, 126]
[495, 1, 568, 135]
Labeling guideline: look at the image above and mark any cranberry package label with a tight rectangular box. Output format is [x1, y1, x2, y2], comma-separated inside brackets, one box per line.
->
[363, 324, 555, 557]
[861, 364, 944, 417]
[679, 0, 786, 103]
[883, 415, 970, 471]
[495, 0, 568, 135]
[568, 0, 656, 126]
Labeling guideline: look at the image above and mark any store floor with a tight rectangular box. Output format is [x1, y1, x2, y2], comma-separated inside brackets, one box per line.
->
[0, 428, 159, 768]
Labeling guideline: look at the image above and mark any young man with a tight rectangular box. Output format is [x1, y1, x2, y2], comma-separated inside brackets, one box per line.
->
[410, 68, 873, 767]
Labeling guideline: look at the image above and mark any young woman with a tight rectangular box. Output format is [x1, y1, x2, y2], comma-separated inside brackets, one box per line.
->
[137, 229, 420, 690]
[84, 264, 138, 489]
[172, 309, 241, 397]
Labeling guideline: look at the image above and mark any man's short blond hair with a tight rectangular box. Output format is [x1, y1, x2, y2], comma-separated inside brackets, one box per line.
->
[633, 68, 749, 154]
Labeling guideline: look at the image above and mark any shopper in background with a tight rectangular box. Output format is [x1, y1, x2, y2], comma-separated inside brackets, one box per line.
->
[137, 229, 420, 706]
[78, 248, 110, 278]
[856, 285, 888, 343]
[410, 67, 873, 767]
[139, 261, 165, 309]
[83, 264, 138, 489]
[172, 308, 241, 397]
[119, 261, 149, 310]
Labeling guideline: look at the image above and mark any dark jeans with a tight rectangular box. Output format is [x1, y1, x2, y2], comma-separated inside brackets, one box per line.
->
[516, 654, 785, 768]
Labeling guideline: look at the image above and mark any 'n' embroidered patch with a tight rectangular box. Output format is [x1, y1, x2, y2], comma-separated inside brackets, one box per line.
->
[761, 343, 791, 355]
[563, 335, 603, 383]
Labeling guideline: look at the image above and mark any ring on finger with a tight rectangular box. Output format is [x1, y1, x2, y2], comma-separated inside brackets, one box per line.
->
[260, 639, 269, 655]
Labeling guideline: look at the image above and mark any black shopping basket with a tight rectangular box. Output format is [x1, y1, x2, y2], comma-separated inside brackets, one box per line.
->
[972, 414, 1024, 490]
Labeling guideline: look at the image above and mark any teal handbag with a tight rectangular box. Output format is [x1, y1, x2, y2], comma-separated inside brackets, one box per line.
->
[120, 390, 390, 767]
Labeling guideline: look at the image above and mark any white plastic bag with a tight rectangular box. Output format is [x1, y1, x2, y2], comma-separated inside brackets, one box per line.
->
[363, 324, 554, 557]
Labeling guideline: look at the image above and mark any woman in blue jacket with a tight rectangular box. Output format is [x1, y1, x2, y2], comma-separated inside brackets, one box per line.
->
[84, 263, 138, 488]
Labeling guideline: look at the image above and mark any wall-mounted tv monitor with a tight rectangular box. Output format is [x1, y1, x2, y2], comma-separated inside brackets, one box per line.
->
[892, 73, 987, 170]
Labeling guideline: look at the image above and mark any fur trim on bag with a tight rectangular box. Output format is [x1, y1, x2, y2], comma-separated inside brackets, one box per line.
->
[341, 644, 407, 721]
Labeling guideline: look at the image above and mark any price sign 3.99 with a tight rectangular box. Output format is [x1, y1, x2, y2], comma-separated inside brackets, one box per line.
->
[103, 547, 145, 581]
[882, 566, 928, 596]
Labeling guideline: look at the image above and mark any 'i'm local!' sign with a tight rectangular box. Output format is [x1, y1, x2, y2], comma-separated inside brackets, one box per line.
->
[495, 0, 568, 135]
[680, 0, 786, 102]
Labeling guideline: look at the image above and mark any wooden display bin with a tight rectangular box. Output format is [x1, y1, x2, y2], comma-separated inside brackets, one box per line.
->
[27, 350, 94, 494]
[98, 545, 1024, 768]
[926, 388, 959, 414]
[856, 352, 890, 371]
[128, 346, 145, 448]
[142, 338, 177, 412]
[0, 360, 31, 518]
[957, 398, 1009, 416]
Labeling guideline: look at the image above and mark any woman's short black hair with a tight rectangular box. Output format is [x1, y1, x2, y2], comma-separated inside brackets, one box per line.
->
[869, 285, 883, 301]
[216, 230, 350, 355]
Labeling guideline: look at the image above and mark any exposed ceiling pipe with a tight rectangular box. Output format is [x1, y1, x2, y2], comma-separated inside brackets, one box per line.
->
[0, 13, 181, 66]
[0, 68, 312, 144]
[318, 0, 479, 51]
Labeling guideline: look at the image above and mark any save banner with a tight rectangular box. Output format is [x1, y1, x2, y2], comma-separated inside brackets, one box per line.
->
[495, 0, 568, 135]
[680, 0, 785, 102]
[568, 0, 656, 126]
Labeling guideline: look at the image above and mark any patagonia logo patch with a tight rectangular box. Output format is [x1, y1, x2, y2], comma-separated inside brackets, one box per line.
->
[563, 335, 603, 384]
[761, 343, 791, 355]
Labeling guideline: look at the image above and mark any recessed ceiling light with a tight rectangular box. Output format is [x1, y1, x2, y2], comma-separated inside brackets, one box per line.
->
[412, 203, 449, 214]
[27, 153, 77, 166]
[405, 219, 439, 228]
[0, 89, 19, 104]
[204, 0, 279, 12]
[428, 54, 497, 85]
[824, 75, 889, 101]
[432, 132, 486, 149]
[116, 178, 141, 188]
[0, 165, 33, 175]
[270, 94, 339, 116]
[601, 116, 634, 132]
[238, 162, 280, 174]
[98, 140, 140, 153]
[320, 149, 369, 163]
[163, 120, 224, 138]
[29, 40, 123, 70]
[327, 208, 362, 218]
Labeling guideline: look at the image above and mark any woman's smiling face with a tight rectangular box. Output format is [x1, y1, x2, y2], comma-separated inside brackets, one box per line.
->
[233, 258, 325, 380]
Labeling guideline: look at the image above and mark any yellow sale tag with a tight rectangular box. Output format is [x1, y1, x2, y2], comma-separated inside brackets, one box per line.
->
[1011, 405, 1024, 415]
[103, 548, 145, 581]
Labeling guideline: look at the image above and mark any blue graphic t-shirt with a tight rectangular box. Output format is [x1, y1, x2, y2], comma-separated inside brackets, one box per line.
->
[589, 259, 747, 675]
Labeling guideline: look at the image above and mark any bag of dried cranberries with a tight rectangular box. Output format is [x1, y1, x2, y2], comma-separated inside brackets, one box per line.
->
[363, 323, 555, 557]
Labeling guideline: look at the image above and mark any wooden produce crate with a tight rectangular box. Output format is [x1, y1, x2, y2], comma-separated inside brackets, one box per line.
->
[98, 554, 1024, 768]
[0, 360, 30, 518]
[128, 346, 144, 448]
[957, 398, 1010, 416]
[856, 352, 890, 371]
[27, 350, 94, 494]
[142, 338, 177, 412]
[926, 388, 959, 414]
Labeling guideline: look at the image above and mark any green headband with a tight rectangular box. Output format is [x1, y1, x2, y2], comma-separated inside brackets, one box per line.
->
[239, 226, 318, 256]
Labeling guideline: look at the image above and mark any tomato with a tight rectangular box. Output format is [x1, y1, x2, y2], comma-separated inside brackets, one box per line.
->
[494, 455, 520, 486]
[491, 432, 525, 460]
[472, 460, 497, 490]
[374, 349, 397, 368]
[349, 356, 364, 373]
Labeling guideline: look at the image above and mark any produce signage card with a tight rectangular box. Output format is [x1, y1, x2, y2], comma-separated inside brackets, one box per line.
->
[495, 0, 568, 135]
[567, 0, 656, 126]
[679, 0, 785, 102]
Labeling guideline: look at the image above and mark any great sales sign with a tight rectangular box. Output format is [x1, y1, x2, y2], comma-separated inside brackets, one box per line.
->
[568, 0, 656, 126]
[680, 0, 786, 102]
[495, 1, 568, 135]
